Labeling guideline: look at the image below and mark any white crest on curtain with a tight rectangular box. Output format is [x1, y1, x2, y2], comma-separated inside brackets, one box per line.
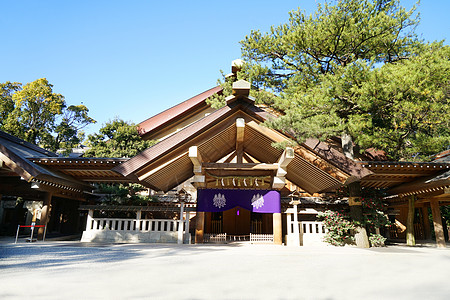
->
[212, 193, 226, 208]
[251, 193, 264, 209]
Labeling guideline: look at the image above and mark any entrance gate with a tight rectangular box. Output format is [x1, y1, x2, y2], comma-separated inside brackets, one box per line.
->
[197, 189, 281, 244]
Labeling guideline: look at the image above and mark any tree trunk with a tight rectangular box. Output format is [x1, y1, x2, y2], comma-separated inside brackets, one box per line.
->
[348, 181, 369, 248]
[341, 132, 354, 160]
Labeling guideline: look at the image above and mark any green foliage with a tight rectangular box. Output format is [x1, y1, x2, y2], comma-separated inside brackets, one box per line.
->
[84, 118, 156, 158]
[241, 0, 419, 92]
[95, 183, 157, 206]
[317, 210, 355, 246]
[236, 0, 449, 160]
[320, 186, 391, 247]
[0, 78, 95, 153]
[0, 82, 21, 128]
[368, 233, 387, 247]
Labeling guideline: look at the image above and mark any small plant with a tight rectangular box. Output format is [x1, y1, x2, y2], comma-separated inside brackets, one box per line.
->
[369, 233, 387, 247]
[318, 210, 355, 246]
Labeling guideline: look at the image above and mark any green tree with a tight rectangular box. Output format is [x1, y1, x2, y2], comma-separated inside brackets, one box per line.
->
[1, 78, 95, 153]
[232, 0, 449, 161]
[241, 0, 419, 93]
[84, 118, 156, 158]
[0, 82, 21, 128]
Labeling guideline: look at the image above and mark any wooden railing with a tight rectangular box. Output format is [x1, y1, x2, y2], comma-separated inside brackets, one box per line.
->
[87, 218, 186, 233]
[302, 221, 327, 235]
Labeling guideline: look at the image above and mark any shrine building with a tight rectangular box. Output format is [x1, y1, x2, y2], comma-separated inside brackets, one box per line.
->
[0, 62, 449, 247]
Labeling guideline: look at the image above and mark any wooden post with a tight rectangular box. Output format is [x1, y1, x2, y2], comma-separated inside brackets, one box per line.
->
[185, 210, 190, 244]
[292, 203, 300, 246]
[136, 210, 142, 231]
[178, 202, 185, 244]
[86, 209, 94, 231]
[273, 213, 282, 245]
[406, 195, 416, 246]
[195, 212, 205, 244]
[348, 182, 369, 248]
[430, 200, 446, 248]
[37, 192, 52, 240]
[421, 206, 432, 240]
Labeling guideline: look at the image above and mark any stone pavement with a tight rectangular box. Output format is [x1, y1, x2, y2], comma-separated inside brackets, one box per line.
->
[0, 239, 449, 300]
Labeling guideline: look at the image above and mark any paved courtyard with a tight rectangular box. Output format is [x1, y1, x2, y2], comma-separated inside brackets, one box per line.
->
[0, 239, 449, 300]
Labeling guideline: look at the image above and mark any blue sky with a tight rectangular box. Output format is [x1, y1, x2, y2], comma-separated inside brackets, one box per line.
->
[1, 0, 449, 136]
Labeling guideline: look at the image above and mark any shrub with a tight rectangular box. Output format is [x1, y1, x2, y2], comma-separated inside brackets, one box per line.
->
[369, 233, 387, 247]
[318, 210, 355, 246]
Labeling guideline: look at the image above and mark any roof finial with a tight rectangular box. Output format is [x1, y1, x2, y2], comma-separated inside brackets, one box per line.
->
[231, 59, 244, 74]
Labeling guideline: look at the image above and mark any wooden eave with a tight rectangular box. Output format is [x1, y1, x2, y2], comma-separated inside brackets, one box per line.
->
[29, 157, 130, 183]
[359, 161, 450, 190]
[387, 169, 450, 198]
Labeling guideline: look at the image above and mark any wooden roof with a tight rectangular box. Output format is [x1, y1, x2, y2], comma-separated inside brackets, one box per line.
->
[114, 86, 368, 193]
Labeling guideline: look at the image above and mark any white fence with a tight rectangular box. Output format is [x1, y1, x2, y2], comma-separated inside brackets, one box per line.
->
[87, 218, 182, 233]
[204, 233, 227, 243]
[81, 217, 189, 244]
[250, 233, 273, 243]
[286, 215, 327, 246]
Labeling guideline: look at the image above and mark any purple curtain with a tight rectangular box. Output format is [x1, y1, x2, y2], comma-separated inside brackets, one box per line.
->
[197, 189, 280, 213]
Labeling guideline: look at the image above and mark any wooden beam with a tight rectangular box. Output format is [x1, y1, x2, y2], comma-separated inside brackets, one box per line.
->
[273, 147, 294, 189]
[202, 162, 279, 170]
[0, 152, 33, 182]
[236, 118, 245, 164]
[189, 146, 203, 174]
[272, 176, 286, 189]
[278, 147, 295, 168]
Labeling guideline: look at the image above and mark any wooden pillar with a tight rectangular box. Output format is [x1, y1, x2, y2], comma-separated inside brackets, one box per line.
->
[273, 213, 282, 245]
[37, 192, 52, 240]
[348, 182, 369, 248]
[195, 212, 205, 244]
[406, 195, 416, 246]
[430, 200, 446, 248]
[421, 206, 432, 240]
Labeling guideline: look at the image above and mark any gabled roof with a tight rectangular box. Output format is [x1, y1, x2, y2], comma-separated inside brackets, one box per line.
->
[114, 89, 369, 193]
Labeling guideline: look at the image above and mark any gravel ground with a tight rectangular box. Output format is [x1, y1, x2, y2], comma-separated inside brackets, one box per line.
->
[1, 238, 449, 300]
